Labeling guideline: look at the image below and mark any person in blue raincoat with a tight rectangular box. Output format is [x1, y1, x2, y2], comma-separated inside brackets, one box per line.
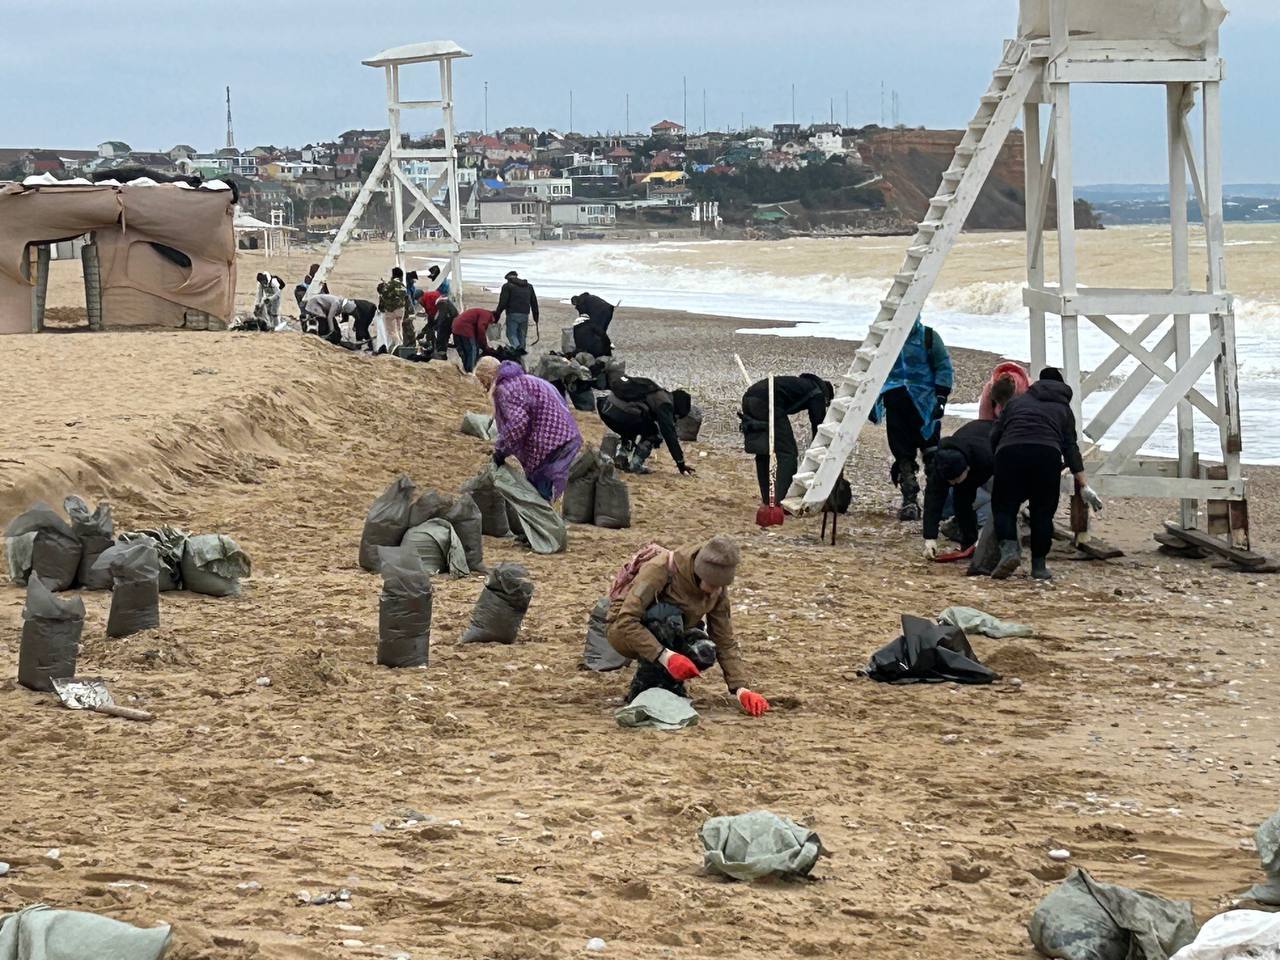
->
[869, 317, 954, 521]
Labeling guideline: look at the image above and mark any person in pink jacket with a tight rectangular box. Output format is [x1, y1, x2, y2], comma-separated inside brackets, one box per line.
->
[475, 357, 583, 501]
[978, 361, 1031, 420]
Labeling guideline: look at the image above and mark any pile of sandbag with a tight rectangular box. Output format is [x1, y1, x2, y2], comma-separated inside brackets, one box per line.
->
[560, 450, 631, 529]
[358, 476, 484, 577]
[4, 502, 82, 591]
[676, 402, 704, 442]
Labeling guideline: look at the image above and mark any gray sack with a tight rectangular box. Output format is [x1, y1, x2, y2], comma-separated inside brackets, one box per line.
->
[460, 470, 511, 539]
[1246, 809, 1280, 905]
[593, 461, 632, 529]
[180, 534, 251, 597]
[491, 464, 568, 555]
[63, 496, 114, 590]
[117, 527, 187, 592]
[93, 540, 161, 638]
[401, 519, 470, 578]
[562, 449, 600, 525]
[582, 597, 629, 671]
[460, 412, 498, 440]
[409, 492, 483, 572]
[5, 533, 35, 586]
[1028, 868, 1197, 960]
[359, 474, 417, 572]
[17, 575, 85, 692]
[0, 904, 171, 960]
[460, 562, 535, 644]
[377, 546, 432, 668]
[699, 810, 828, 882]
[676, 403, 704, 442]
[3, 502, 81, 592]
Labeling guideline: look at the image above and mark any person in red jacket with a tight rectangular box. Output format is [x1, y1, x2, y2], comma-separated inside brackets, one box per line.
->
[452, 308, 495, 372]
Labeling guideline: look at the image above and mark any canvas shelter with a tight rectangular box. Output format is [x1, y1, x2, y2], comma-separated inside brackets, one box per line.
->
[1017, 0, 1227, 47]
[0, 176, 237, 334]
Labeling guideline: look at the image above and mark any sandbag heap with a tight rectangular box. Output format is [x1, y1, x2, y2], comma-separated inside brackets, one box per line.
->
[699, 811, 828, 882]
[359, 475, 417, 572]
[361, 477, 485, 577]
[63, 496, 114, 590]
[180, 534, 251, 597]
[17, 575, 85, 692]
[460, 563, 535, 644]
[1029, 868, 1196, 960]
[4, 502, 81, 592]
[377, 546, 432, 668]
[560, 450, 631, 530]
[93, 540, 161, 639]
[116, 527, 187, 592]
[676, 403, 704, 442]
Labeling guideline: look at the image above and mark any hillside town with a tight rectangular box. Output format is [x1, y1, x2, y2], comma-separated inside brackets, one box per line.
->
[2, 116, 1076, 241]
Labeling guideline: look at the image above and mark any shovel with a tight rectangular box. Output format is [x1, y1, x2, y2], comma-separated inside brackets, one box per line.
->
[51, 677, 154, 722]
[755, 374, 786, 528]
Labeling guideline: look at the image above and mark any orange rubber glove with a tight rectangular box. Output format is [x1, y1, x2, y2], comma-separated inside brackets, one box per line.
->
[736, 689, 770, 717]
[659, 649, 701, 681]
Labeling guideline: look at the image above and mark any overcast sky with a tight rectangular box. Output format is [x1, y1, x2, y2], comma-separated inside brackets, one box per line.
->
[5, 0, 1277, 183]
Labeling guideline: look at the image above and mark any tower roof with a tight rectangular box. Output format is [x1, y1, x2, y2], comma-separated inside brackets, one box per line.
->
[363, 41, 472, 68]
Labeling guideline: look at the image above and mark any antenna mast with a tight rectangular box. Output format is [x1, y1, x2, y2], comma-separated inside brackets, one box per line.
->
[225, 86, 235, 149]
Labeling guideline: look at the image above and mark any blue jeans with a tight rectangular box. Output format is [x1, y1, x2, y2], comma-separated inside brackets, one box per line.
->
[506, 313, 529, 353]
[457, 336, 479, 372]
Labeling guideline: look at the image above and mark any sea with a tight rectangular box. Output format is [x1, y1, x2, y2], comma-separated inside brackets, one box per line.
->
[455, 224, 1280, 464]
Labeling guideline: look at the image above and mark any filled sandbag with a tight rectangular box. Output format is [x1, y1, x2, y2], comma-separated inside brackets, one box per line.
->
[568, 379, 597, 412]
[699, 811, 828, 881]
[1245, 809, 1280, 905]
[460, 563, 535, 644]
[0, 904, 171, 960]
[490, 464, 568, 555]
[443, 494, 484, 572]
[535, 353, 575, 383]
[408, 490, 450, 528]
[359, 475, 417, 572]
[17, 575, 85, 692]
[63, 496, 114, 590]
[676, 403, 704, 442]
[3, 502, 81, 592]
[5, 532, 35, 585]
[582, 597, 629, 671]
[460, 411, 497, 440]
[460, 470, 511, 539]
[401, 519, 469, 578]
[117, 527, 187, 592]
[377, 546, 432, 668]
[180, 534, 251, 597]
[1028, 868, 1197, 960]
[93, 540, 161, 638]
[593, 461, 632, 529]
[562, 449, 600, 525]
[600, 433, 620, 462]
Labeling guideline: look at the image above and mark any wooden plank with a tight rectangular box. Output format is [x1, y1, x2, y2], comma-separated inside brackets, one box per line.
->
[1023, 287, 1232, 317]
[1081, 313, 1167, 396]
[1085, 314, 1221, 423]
[1168, 82, 1198, 529]
[1165, 523, 1269, 568]
[1050, 59, 1224, 84]
[1087, 474, 1242, 500]
[1085, 325, 1176, 441]
[1024, 102, 1048, 373]
[1077, 540, 1124, 561]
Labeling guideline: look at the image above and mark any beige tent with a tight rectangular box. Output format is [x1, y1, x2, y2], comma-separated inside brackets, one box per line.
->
[0, 179, 236, 334]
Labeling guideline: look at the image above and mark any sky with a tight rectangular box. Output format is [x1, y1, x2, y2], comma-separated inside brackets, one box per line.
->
[4, 0, 1279, 184]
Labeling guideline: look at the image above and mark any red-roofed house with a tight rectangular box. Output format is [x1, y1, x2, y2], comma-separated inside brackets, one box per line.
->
[650, 119, 685, 135]
[606, 146, 634, 168]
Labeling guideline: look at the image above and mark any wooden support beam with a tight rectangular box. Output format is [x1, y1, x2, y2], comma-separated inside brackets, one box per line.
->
[1085, 314, 1221, 423]
[1081, 312, 1166, 397]
[1165, 522, 1269, 569]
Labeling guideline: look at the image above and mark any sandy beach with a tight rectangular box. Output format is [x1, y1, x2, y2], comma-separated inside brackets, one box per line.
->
[3, 242, 1278, 958]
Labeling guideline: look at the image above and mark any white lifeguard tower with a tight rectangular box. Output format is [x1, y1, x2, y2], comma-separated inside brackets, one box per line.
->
[784, 0, 1254, 561]
[308, 41, 471, 307]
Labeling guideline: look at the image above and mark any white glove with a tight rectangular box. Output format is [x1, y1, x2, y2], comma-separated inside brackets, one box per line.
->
[923, 539, 939, 560]
[1080, 484, 1104, 513]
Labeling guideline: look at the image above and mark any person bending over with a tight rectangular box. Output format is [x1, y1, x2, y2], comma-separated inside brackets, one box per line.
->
[452, 307, 496, 373]
[571, 292, 615, 330]
[418, 290, 459, 358]
[739, 374, 833, 507]
[990, 367, 1102, 581]
[921, 418, 997, 565]
[597, 373, 695, 476]
[475, 356, 583, 501]
[303, 294, 353, 344]
[607, 536, 769, 717]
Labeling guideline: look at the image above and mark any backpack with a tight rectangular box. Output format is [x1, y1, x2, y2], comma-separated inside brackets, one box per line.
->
[607, 543, 675, 602]
[611, 375, 662, 404]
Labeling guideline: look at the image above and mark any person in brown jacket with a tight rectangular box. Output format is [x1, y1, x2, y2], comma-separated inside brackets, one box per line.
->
[606, 536, 770, 716]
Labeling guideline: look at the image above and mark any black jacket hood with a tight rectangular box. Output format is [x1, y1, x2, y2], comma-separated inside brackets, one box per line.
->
[1028, 380, 1073, 405]
[506, 277, 530, 288]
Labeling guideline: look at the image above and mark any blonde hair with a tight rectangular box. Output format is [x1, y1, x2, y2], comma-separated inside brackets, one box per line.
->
[473, 355, 501, 391]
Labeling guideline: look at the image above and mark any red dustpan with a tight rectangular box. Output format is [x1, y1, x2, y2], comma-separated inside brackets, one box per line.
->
[756, 375, 785, 527]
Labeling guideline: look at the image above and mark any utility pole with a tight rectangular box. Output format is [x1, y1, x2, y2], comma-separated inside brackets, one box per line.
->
[791, 83, 796, 124]
[702, 88, 707, 132]
[484, 81, 489, 133]
[845, 90, 850, 127]
[829, 97, 834, 124]
[225, 85, 234, 150]
[880, 81, 886, 126]
[626, 92, 630, 134]
[569, 89, 574, 133]
[683, 75, 687, 132]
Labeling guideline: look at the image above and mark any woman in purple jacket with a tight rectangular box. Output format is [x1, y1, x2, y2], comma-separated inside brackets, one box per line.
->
[475, 357, 583, 501]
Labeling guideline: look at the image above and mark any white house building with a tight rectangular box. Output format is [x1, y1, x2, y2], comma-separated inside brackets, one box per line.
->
[517, 178, 573, 200]
[548, 198, 617, 227]
[477, 189, 547, 226]
[809, 131, 845, 157]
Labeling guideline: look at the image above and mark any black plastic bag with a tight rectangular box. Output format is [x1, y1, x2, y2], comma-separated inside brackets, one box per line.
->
[3, 502, 81, 592]
[581, 597, 629, 671]
[18, 574, 85, 692]
[460, 470, 511, 539]
[359, 475, 417, 572]
[377, 546, 432, 668]
[676, 403, 704, 442]
[460, 563, 535, 644]
[93, 540, 161, 638]
[593, 461, 632, 529]
[63, 496, 114, 590]
[865, 614, 999, 685]
[626, 602, 717, 700]
[569, 380, 597, 412]
[562, 449, 600, 525]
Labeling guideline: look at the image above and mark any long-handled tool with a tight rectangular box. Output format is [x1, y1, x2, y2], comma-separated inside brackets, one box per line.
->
[756, 375, 786, 528]
[52, 677, 154, 722]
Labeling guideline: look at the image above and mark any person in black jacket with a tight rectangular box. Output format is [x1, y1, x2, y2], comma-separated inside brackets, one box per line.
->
[739, 374, 834, 506]
[989, 367, 1103, 581]
[493, 270, 539, 354]
[598, 375, 695, 475]
[571, 316, 612, 358]
[571, 292, 615, 330]
[921, 418, 996, 561]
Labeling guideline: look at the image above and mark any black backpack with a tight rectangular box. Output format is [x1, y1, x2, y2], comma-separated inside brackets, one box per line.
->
[611, 375, 662, 404]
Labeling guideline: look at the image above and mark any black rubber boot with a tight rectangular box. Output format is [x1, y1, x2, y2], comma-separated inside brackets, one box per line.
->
[992, 540, 1022, 580]
[1031, 556, 1053, 581]
[897, 464, 921, 522]
[615, 440, 634, 472]
[629, 441, 654, 475]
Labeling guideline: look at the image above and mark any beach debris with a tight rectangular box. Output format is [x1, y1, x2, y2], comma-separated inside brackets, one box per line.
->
[235, 881, 260, 892]
[699, 811, 827, 882]
[460, 564, 534, 645]
[937, 605, 1033, 639]
[17, 575, 84, 693]
[45, 849, 59, 860]
[615, 688, 699, 731]
[1243, 808, 1280, 905]
[1028, 868, 1195, 960]
[585, 938, 607, 952]
[1049, 849, 1072, 861]
[255, 676, 272, 687]
[590, 830, 605, 842]
[51, 677, 154, 722]
[1170, 910, 1280, 959]
[865, 615, 999, 685]
[495, 875, 522, 884]
[0, 862, 9, 877]
[297, 888, 351, 906]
